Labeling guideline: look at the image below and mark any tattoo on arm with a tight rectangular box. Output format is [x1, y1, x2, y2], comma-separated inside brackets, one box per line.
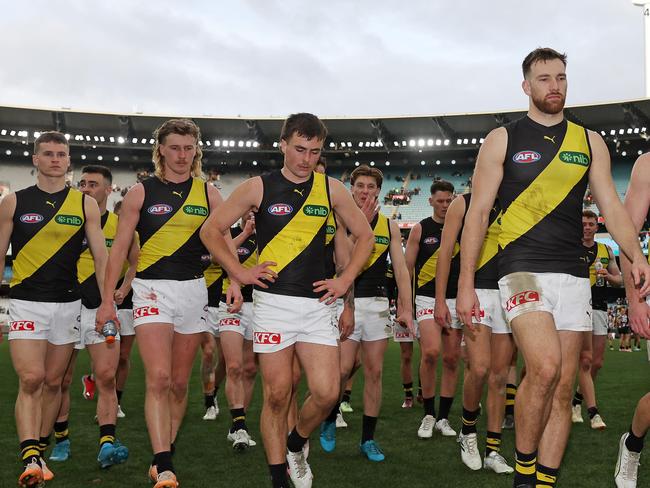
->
[337, 263, 355, 310]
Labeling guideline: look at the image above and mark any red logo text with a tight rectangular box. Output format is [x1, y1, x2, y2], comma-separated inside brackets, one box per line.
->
[254, 332, 281, 344]
[133, 306, 160, 319]
[505, 291, 540, 312]
[10, 320, 35, 331]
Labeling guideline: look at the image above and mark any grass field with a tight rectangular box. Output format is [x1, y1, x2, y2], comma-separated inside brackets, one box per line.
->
[0, 339, 648, 488]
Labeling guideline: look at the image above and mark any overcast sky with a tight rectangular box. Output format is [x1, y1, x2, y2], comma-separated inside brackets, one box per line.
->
[0, 1, 647, 118]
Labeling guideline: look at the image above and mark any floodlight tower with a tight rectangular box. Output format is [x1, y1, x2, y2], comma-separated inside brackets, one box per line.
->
[633, 1, 650, 96]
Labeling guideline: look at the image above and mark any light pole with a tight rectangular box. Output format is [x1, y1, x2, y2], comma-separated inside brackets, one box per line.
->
[633, 1, 650, 97]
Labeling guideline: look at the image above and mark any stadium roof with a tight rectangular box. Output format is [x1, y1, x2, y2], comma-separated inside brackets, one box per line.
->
[0, 98, 649, 169]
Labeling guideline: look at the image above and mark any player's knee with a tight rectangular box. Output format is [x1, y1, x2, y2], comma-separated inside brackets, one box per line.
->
[309, 385, 339, 410]
[591, 356, 603, 373]
[363, 364, 383, 385]
[469, 361, 490, 384]
[20, 370, 45, 394]
[243, 362, 257, 380]
[226, 361, 243, 380]
[147, 369, 171, 395]
[487, 369, 507, 392]
[94, 367, 117, 390]
[442, 352, 460, 371]
[264, 385, 292, 413]
[531, 362, 560, 391]
[579, 352, 592, 371]
[421, 347, 440, 366]
[118, 355, 130, 371]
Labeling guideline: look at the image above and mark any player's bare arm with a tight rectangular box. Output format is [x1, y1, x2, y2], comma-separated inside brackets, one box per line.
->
[389, 219, 414, 334]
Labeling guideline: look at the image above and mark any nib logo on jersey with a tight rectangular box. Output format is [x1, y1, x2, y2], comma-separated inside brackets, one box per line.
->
[513, 151, 541, 164]
[268, 203, 293, 216]
[506, 290, 540, 312]
[559, 151, 590, 167]
[254, 332, 281, 344]
[148, 204, 173, 215]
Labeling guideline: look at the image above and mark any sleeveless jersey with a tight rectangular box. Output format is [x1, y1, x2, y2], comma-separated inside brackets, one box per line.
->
[415, 216, 460, 299]
[77, 211, 118, 308]
[10, 186, 86, 302]
[355, 214, 391, 298]
[499, 116, 591, 278]
[221, 226, 257, 303]
[324, 211, 337, 279]
[584, 241, 610, 311]
[256, 170, 331, 298]
[136, 176, 209, 280]
[458, 194, 501, 290]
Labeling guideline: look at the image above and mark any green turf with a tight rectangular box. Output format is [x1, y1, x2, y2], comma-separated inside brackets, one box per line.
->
[0, 339, 648, 487]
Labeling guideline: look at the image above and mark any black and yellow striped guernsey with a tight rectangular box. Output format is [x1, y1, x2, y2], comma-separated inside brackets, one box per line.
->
[584, 241, 610, 311]
[221, 226, 257, 303]
[136, 176, 209, 280]
[355, 213, 391, 298]
[499, 116, 591, 278]
[324, 211, 337, 279]
[203, 258, 223, 308]
[256, 170, 331, 298]
[415, 216, 460, 298]
[10, 185, 86, 302]
[77, 211, 118, 308]
[459, 194, 501, 290]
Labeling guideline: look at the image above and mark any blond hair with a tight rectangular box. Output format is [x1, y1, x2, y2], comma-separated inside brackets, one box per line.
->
[152, 119, 203, 180]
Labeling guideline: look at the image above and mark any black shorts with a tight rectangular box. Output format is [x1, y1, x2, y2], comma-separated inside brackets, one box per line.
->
[619, 326, 631, 335]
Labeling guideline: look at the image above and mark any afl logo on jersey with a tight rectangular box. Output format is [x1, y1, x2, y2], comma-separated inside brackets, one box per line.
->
[513, 151, 541, 164]
[268, 203, 293, 216]
[423, 237, 439, 245]
[20, 213, 44, 224]
[237, 247, 250, 256]
[147, 204, 173, 215]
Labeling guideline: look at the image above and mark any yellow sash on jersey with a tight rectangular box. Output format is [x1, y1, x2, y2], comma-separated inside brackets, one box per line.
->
[77, 211, 118, 283]
[223, 249, 258, 292]
[259, 172, 329, 274]
[11, 189, 85, 287]
[204, 263, 223, 288]
[138, 178, 207, 272]
[418, 242, 460, 288]
[499, 121, 590, 250]
[589, 242, 610, 286]
[476, 211, 502, 271]
[361, 214, 390, 273]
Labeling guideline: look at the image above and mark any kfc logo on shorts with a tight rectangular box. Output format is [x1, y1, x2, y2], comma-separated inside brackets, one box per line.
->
[416, 308, 434, 318]
[133, 306, 159, 319]
[423, 237, 438, 245]
[267, 203, 293, 216]
[254, 332, 281, 344]
[505, 291, 540, 312]
[395, 331, 411, 339]
[10, 321, 35, 331]
[20, 213, 44, 224]
[220, 318, 241, 327]
[147, 204, 173, 215]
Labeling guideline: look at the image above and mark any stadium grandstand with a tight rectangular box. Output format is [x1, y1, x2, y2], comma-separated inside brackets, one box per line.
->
[0, 99, 648, 226]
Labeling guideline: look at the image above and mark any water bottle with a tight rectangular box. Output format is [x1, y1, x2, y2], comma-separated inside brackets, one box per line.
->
[102, 320, 117, 344]
[594, 258, 605, 287]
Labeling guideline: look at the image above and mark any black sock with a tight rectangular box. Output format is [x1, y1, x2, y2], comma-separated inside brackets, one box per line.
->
[20, 439, 41, 467]
[287, 428, 308, 453]
[572, 391, 583, 407]
[54, 421, 69, 443]
[485, 431, 501, 456]
[230, 408, 247, 432]
[505, 383, 516, 416]
[438, 396, 454, 420]
[342, 389, 352, 403]
[99, 424, 116, 447]
[269, 463, 289, 487]
[403, 382, 414, 398]
[171, 441, 176, 456]
[204, 393, 215, 409]
[536, 464, 558, 487]
[116, 389, 123, 403]
[361, 415, 377, 443]
[514, 449, 537, 486]
[587, 406, 599, 419]
[325, 402, 339, 423]
[423, 396, 436, 417]
[153, 451, 174, 474]
[625, 427, 646, 453]
[38, 435, 50, 455]
[461, 407, 479, 435]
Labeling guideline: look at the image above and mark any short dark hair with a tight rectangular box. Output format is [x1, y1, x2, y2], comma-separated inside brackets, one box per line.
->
[582, 209, 598, 220]
[430, 180, 454, 195]
[522, 48, 567, 78]
[82, 165, 113, 184]
[34, 131, 68, 153]
[350, 165, 383, 188]
[280, 113, 328, 142]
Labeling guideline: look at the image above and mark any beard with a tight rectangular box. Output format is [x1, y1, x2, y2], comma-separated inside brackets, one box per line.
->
[531, 92, 565, 115]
